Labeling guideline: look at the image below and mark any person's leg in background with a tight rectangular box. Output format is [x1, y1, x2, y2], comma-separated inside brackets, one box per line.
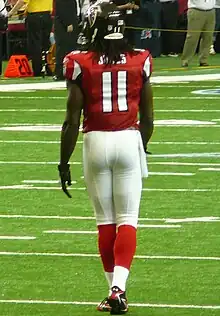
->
[199, 9, 215, 65]
[210, 8, 220, 54]
[26, 13, 43, 76]
[181, 8, 205, 66]
[54, 17, 64, 79]
[41, 12, 53, 75]
[175, 10, 187, 54]
[0, 32, 2, 76]
[160, 0, 179, 56]
[54, 17, 78, 80]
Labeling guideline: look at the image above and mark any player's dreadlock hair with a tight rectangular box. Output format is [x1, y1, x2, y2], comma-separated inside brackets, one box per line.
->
[88, 28, 134, 65]
[78, 0, 135, 64]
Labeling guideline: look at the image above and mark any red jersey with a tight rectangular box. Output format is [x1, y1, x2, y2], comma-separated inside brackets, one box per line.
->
[63, 49, 152, 132]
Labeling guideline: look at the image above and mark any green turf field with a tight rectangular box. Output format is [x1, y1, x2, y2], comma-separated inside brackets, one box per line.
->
[0, 56, 220, 316]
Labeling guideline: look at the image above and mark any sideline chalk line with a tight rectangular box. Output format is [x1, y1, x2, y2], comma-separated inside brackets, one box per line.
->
[1, 73, 220, 92]
[0, 299, 219, 309]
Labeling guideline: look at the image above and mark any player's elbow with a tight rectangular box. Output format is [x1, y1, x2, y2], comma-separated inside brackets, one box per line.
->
[139, 117, 154, 127]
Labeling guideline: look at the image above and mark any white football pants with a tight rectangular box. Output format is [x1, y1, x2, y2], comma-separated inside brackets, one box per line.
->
[83, 130, 148, 228]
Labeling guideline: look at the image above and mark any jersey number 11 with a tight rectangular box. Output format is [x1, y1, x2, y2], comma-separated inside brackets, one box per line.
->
[102, 71, 128, 113]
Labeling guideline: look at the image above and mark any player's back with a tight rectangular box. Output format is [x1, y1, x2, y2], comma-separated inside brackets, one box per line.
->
[64, 49, 152, 132]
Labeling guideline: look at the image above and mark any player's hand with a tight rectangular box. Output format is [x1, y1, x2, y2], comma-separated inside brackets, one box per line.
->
[67, 24, 73, 32]
[58, 164, 72, 198]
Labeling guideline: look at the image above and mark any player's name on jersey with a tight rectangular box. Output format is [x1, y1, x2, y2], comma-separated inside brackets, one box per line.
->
[98, 54, 127, 65]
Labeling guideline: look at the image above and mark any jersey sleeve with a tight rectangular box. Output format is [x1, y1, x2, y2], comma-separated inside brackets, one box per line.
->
[142, 51, 153, 83]
[63, 52, 82, 82]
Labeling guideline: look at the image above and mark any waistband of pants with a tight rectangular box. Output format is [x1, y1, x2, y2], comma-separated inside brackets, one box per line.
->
[192, 7, 214, 12]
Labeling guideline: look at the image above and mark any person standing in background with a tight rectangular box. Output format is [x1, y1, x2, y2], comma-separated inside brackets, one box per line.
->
[160, 0, 179, 57]
[181, 0, 216, 67]
[0, 0, 7, 76]
[8, 0, 53, 77]
[210, 0, 220, 54]
[53, 0, 80, 81]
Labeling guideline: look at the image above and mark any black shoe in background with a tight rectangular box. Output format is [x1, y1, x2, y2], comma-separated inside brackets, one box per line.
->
[199, 63, 209, 67]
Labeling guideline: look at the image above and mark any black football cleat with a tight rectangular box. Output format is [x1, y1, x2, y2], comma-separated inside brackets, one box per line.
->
[97, 297, 111, 312]
[108, 286, 128, 315]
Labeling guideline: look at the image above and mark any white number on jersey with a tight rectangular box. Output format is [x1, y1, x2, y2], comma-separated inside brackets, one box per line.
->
[102, 71, 128, 113]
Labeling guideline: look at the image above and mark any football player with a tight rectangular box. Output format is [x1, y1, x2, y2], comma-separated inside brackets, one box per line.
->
[58, 0, 154, 314]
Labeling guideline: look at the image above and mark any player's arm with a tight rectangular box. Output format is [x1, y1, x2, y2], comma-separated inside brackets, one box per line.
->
[139, 81, 154, 153]
[60, 80, 83, 165]
[58, 80, 83, 198]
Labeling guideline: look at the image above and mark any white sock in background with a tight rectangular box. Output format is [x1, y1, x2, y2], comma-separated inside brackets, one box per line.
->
[111, 266, 129, 292]
[105, 272, 114, 295]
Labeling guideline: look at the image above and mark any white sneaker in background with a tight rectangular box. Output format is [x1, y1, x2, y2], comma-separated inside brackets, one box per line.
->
[168, 53, 178, 57]
[210, 45, 216, 55]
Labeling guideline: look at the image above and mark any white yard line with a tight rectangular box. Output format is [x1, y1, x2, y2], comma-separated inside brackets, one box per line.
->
[166, 217, 220, 223]
[151, 141, 220, 145]
[0, 252, 219, 261]
[21, 173, 195, 182]
[0, 214, 219, 222]
[22, 180, 77, 184]
[0, 140, 83, 144]
[149, 172, 195, 176]
[153, 85, 220, 88]
[1, 108, 220, 112]
[1, 161, 220, 167]
[0, 73, 220, 93]
[152, 153, 220, 158]
[0, 236, 36, 240]
[0, 96, 66, 99]
[44, 230, 98, 234]
[0, 185, 220, 192]
[153, 126, 220, 128]
[0, 299, 219, 310]
[22, 180, 59, 184]
[0, 140, 60, 144]
[0, 185, 86, 190]
[0, 161, 81, 165]
[0, 109, 65, 112]
[0, 214, 165, 221]
[0, 214, 97, 220]
[1, 123, 59, 126]
[0, 122, 219, 131]
[199, 168, 220, 171]
[1, 140, 220, 145]
[156, 109, 220, 112]
[149, 162, 220, 166]
[1, 153, 220, 166]
[1, 96, 220, 100]
[155, 96, 220, 99]
[137, 224, 181, 228]
[142, 188, 220, 192]
[43, 225, 181, 234]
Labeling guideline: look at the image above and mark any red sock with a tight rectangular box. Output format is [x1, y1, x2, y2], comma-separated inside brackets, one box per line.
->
[114, 225, 137, 270]
[98, 224, 116, 272]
